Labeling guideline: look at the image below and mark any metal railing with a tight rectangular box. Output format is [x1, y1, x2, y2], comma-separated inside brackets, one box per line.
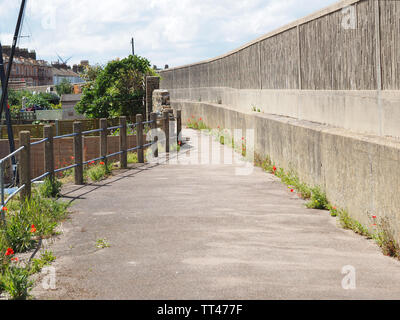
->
[0, 110, 182, 216]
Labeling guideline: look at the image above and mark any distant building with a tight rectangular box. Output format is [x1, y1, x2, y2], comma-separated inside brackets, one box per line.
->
[1, 46, 53, 88]
[51, 62, 84, 85]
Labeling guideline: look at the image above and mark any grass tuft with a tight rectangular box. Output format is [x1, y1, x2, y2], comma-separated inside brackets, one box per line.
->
[39, 177, 62, 198]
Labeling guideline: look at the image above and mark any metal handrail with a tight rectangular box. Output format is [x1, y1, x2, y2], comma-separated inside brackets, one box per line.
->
[0, 146, 25, 164]
[3, 184, 25, 207]
[54, 163, 79, 173]
[54, 132, 79, 140]
[127, 146, 140, 152]
[31, 138, 49, 146]
[31, 171, 50, 183]
[0, 116, 172, 212]
[82, 128, 104, 135]
[107, 125, 123, 131]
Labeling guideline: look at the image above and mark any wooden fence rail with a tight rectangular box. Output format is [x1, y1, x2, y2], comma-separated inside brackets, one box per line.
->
[0, 110, 182, 207]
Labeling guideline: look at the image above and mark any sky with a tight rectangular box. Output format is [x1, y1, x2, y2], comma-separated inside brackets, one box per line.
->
[0, 0, 338, 68]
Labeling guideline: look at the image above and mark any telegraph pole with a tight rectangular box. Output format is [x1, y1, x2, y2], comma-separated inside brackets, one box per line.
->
[131, 37, 135, 56]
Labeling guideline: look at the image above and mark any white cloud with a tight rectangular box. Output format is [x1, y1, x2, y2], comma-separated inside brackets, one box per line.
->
[0, 0, 337, 68]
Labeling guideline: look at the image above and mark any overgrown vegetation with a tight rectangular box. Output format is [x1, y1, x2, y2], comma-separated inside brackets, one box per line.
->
[76, 55, 158, 118]
[373, 217, 400, 258]
[186, 117, 209, 131]
[8, 89, 61, 116]
[0, 188, 69, 299]
[85, 161, 113, 182]
[39, 177, 63, 198]
[0, 263, 33, 300]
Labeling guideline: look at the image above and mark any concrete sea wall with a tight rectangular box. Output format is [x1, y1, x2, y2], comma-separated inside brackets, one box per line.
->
[159, 0, 400, 237]
[159, 0, 400, 138]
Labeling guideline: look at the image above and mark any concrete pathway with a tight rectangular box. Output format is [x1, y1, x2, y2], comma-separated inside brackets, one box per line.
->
[33, 129, 400, 299]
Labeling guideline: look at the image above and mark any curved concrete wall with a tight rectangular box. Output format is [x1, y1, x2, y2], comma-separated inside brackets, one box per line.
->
[159, 0, 400, 138]
[172, 100, 400, 242]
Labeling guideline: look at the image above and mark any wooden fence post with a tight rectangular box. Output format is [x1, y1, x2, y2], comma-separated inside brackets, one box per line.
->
[19, 131, 31, 202]
[44, 125, 54, 181]
[176, 109, 182, 146]
[100, 118, 108, 166]
[136, 114, 144, 163]
[55, 120, 60, 136]
[120, 116, 127, 169]
[163, 111, 170, 153]
[73, 122, 84, 185]
[150, 112, 158, 158]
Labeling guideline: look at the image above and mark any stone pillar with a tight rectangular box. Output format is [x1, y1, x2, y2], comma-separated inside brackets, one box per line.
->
[146, 76, 160, 120]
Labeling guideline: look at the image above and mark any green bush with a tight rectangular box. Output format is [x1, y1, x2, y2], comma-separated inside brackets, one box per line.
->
[86, 162, 112, 182]
[1, 191, 69, 253]
[39, 177, 62, 198]
[0, 264, 33, 300]
[306, 186, 329, 210]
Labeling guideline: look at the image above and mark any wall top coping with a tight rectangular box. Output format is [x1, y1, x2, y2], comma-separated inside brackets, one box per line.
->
[158, 0, 361, 73]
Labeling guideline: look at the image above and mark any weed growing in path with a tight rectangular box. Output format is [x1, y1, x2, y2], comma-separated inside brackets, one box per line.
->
[96, 238, 110, 249]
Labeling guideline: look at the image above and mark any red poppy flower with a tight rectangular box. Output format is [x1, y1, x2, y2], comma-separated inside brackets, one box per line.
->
[90, 161, 95, 165]
[11, 257, 18, 262]
[291, 189, 294, 193]
[199, 118, 202, 121]
[273, 166, 277, 171]
[30, 224, 37, 233]
[333, 207, 337, 210]
[100, 161, 105, 165]
[5, 248, 14, 256]
[2, 207, 8, 211]
[372, 215, 377, 219]
[71, 156, 75, 160]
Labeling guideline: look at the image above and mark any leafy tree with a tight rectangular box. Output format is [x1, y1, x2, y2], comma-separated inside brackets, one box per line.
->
[55, 79, 73, 95]
[76, 55, 157, 118]
[81, 64, 103, 82]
